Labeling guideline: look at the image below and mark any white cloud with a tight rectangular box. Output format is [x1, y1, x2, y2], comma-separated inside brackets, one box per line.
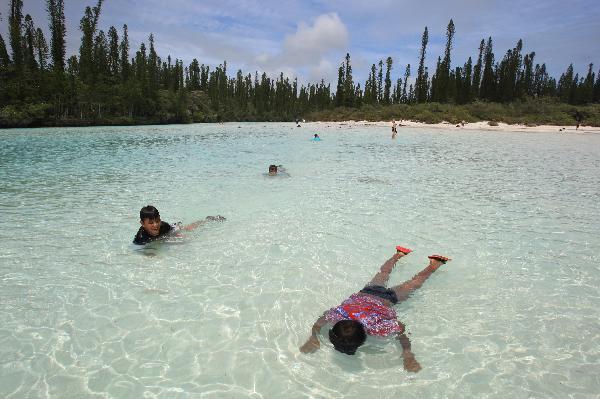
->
[251, 13, 348, 83]
[282, 13, 348, 65]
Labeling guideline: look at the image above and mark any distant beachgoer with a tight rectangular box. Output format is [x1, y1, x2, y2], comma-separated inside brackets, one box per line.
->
[133, 205, 225, 245]
[575, 111, 583, 130]
[300, 246, 451, 372]
[267, 164, 290, 177]
[313, 133, 321, 141]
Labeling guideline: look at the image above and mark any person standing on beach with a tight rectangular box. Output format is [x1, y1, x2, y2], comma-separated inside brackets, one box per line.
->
[300, 246, 451, 372]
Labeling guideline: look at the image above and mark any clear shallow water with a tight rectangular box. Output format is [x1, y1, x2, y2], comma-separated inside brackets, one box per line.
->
[0, 123, 599, 398]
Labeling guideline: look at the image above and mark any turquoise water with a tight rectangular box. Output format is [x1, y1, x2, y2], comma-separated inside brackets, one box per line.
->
[1, 123, 599, 398]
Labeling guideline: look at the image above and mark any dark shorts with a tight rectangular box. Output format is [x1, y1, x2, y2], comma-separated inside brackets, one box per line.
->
[359, 285, 399, 304]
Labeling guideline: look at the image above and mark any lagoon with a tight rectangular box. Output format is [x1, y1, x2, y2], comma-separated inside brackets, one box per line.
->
[1, 123, 599, 398]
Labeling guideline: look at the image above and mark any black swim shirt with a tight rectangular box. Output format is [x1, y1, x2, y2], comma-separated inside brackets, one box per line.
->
[133, 221, 173, 245]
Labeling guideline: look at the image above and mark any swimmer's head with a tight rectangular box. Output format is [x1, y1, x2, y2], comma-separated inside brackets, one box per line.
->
[314, 133, 319, 138]
[329, 320, 366, 355]
[268, 164, 278, 176]
[139, 205, 161, 236]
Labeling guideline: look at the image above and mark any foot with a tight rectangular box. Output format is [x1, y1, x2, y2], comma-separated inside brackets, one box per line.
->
[396, 246, 413, 255]
[206, 215, 226, 222]
[428, 254, 451, 268]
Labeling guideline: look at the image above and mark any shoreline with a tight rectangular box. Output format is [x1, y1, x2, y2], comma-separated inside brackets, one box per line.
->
[1, 120, 599, 134]
[308, 120, 600, 134]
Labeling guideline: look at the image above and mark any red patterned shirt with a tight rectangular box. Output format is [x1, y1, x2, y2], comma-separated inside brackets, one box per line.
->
[325, 293, 403, 337]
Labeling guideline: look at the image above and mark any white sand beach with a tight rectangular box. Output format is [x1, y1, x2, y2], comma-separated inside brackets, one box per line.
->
[309, 120, 600, 134]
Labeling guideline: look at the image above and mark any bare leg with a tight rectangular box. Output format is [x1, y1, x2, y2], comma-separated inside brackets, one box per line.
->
[391, 258, 447, 302]
[367, 252, 407, 287]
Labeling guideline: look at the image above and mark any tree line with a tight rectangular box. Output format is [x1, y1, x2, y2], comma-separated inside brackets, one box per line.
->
[1, 1, 599, 127]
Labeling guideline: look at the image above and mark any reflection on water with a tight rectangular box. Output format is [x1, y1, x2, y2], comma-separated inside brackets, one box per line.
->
[0, 123, 599, 398]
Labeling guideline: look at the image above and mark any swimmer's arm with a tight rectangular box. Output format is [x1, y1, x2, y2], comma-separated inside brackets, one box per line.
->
[300, 313, 327, 353]
[182, 220, 205, 231]
[182, 216, 226, 231]
[397, 332, 421, 373]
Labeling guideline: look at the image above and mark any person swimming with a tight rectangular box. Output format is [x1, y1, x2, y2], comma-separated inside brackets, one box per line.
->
[300, 245, 451, 372]
[266, 164, 290, 177]
[133, 205, 225, 245]
[313, 134, 321, 141]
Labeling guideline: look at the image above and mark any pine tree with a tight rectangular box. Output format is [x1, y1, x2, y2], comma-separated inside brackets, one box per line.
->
[135, 42, 147, 87]
[34, 28, 49, 71]
[364, 64, 377, 104]
[384, 56, 392, 104]
[79, 1, 103, 83]
[439, 19, 455, 102]
[460, 57, 472, 104]
[431, 56, 441, 102]
[47, 0, 66, 72]
[9, 0, 24, 69]
[521, 51, 535, 97]
[188, 59, 200, 90]
[497, 39, 522, 102]
[23, 14, 37, 70]
[449, 67, 458, 102]
[354, 83, 362, 108]
[402, 64, 410, 103]
[0, 33, 10, 66]
[557, 64, 574, 103]
[107, 26, 119, 78]
[472, 39, 484, 99]
[480, 37, 496, 101]
[393, 78, 401, 103]
[579, 63, 594, 104]
[415, 27, 429, 103]
[343, 53, 354, 107]
[533, 63, 555, 97]
[119, 24, 130, 82]
[148, 34, 159, 92]
[93, 30, 109, 78]
[201, 65, 209, 91]
[335, 63, 344, 106]
[377, 59, 383, 102]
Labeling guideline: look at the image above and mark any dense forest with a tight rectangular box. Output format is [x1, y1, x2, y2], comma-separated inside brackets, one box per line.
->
[1, 0, 599, 128]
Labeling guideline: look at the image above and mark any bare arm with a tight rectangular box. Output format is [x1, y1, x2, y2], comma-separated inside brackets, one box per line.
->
[397, 332, 421, 372]
[182, 215, 226, 231]
[300, 314, 327, 353]
[182, 220, 205, 231]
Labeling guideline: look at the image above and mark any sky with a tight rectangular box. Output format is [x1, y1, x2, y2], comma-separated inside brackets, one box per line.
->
[1, 0, 599, 86]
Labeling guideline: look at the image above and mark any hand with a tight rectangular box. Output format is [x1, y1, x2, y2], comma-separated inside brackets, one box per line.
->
[402, 352, 422, 373]
[300, 336, 320, 353]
